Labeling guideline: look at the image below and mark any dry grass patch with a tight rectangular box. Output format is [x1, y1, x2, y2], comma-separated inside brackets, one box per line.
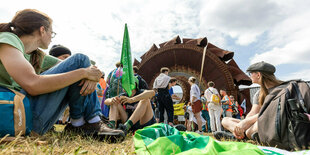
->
[0, 126, 264, 155]
[0, 125, 135, 155]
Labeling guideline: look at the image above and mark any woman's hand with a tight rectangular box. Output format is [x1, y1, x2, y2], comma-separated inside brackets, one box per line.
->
[85, 66, 102, 82]
[79, 80, 97, 96]
[233, 119, 251, 139]
[111, 97, 121, 104]
[119, 96, 134, 104]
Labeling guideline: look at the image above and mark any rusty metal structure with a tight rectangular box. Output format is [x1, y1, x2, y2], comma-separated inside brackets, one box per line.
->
[134, 36, 252, 109]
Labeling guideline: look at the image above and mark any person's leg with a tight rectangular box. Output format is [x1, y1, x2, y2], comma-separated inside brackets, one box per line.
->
[30, 54, 95, 135]
[201, 110, 207, 132]
[205, 110, 211, 132]
[127, 100, 152, 124]
[155, 107, 160, 123]
[209, 108, 216, 132]
[187, 121, 192, 131]
[194, 112, 202, 131]
[124, 100, 153, 131]
[109, 103, 126, 128]
[165, 97, 174, 125]
[157, 94, 165, 123]
[138, 102, 154, 125]
[221, 117, 241, 133]
[245, 122, 258, 139]
[215, 106, 223, 132]
[201, 110, 207, 121]
[222, 105, 228, 117]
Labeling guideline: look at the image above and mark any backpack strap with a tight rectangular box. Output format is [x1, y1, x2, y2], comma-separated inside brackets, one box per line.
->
[207, 88, 214, 94]
[291, 81, 308, 113]
[8, 88, 27, 136]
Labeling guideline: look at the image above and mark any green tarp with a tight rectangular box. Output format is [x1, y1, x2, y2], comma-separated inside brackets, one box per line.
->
[134, 123, 264, 155]
[134, 123, 310, 155]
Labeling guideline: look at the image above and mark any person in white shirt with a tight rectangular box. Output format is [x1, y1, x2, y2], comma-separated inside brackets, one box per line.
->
[153, 67, 174, 126]
[204, 81, 222, 132]
[188, 77, 203, 134]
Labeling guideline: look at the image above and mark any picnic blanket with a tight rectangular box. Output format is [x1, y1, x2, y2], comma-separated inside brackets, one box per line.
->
[134, 123, 310, 155]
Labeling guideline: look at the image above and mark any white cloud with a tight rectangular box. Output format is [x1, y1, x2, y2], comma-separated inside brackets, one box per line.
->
[280, 69, 310, 81]
[1, 0, 309, 79]
[0, 0, 201, 74]
[199, 0, 283, 46]
[199, 0, 310, 69]
[251, 10, 310, 65]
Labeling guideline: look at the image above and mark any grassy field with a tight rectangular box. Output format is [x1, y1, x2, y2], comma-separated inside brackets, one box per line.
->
[0, 125, 262, 155]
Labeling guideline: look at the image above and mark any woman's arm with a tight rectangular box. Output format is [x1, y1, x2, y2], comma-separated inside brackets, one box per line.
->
[120, 90, 155, 104]
[0, 44, 101, 96]
[246, 104, 261, 118]
[191, 96, 197, 103]
[104, 97, 121, 105]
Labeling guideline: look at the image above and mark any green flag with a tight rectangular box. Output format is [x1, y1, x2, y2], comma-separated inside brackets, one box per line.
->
[120, 24, 135, 96]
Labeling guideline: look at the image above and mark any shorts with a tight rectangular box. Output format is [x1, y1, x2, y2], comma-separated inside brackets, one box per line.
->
[192, 100, 202, 114]
[131, 117, 156, 131]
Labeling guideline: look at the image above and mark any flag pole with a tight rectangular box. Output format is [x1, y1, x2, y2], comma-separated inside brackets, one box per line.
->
[199, 44, 208, 87]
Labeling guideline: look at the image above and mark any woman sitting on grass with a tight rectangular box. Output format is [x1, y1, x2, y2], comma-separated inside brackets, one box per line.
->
[0, 9, 124, 139]
[216, 61, 282, 140]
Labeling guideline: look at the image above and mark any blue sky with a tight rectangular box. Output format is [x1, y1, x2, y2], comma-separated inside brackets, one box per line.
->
[1, 0, 310, 83]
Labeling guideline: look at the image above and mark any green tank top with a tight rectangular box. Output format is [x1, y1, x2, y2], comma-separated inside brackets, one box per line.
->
[0, 32, 59, 91]
[0, 32, 28, 91]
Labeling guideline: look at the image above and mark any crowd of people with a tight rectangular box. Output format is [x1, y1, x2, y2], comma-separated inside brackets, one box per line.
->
[0, 9, 309, 150]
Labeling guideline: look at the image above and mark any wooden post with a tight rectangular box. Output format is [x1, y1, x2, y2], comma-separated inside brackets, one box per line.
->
[199, 46, 207, 87]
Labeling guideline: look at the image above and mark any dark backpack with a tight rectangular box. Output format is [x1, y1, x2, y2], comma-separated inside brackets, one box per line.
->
[258, 80, 310, 150]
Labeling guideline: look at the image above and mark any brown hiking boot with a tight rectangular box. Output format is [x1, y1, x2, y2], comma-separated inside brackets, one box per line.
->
[64, 120, 125, 143]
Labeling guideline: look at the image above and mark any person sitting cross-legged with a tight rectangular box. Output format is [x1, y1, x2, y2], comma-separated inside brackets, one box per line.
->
[104, 83, 156, 135]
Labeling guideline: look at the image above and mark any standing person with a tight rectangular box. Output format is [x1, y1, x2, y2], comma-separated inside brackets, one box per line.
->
[153, 67, 173, 126]
[201, 92, 211, 132]
[219, 61, 281, 140]
[220, 89, 233, 118]
[204, 81, 222, 132]
[49, 44, 71, 60]
[0, 9, 124, 139]
[188, 77, 203, 134]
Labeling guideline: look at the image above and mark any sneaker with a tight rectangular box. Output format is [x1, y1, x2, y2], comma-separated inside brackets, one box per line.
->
[213, 131, 236, 140]
[64, 120, 125, 143]
[99, 115, 114, 128]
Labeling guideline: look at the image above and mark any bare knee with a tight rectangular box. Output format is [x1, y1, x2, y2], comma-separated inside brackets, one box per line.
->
[221, 117, 230, 128]
[140, 99, 149, 105]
